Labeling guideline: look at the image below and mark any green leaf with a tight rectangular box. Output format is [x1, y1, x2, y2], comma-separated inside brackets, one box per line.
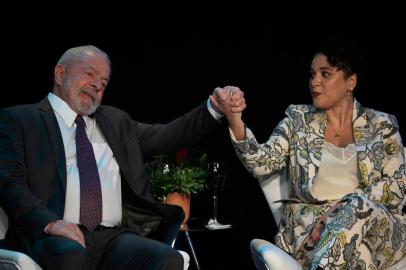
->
[145, 151, 208, 200]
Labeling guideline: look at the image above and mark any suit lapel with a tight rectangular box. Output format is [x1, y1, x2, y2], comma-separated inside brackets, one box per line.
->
[38, 98, 67, 190]
[94, 112, 129, 181]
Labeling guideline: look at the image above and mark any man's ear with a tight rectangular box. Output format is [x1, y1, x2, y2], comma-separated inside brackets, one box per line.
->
[54, 64, 65, 85]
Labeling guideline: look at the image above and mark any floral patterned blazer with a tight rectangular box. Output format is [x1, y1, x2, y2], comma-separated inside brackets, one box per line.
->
[232, 99, 406, 253]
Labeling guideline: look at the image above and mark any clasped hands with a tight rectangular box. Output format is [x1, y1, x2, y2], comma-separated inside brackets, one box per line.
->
[210, 86, 246, 117]
[210, 86, 247, 140]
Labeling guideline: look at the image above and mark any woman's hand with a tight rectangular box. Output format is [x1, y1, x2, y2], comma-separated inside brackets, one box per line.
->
[309, 218, 326, 243]
[309, 201, 344, 243]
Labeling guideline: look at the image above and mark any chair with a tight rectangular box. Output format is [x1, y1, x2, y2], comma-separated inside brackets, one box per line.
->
[251, 148, 406, 270]
[0, 206, 190, 270]
[0, 206, 42, 270]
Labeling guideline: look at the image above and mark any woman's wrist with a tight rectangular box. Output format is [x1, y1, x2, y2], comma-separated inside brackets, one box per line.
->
[229, 120, 245, 141]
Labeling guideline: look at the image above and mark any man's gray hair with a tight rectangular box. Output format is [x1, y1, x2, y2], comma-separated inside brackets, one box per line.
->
[57, 45, 111, 68]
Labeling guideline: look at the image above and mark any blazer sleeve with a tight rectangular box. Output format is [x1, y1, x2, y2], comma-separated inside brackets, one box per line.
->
[230, 115, 292, 180]
[134, 102, 219, 157]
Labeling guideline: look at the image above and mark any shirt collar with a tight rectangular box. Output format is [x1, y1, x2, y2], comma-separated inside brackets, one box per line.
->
[47, 92, 91, 128]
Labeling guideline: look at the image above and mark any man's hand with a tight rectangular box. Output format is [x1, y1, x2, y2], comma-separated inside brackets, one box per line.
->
[45, 220, 86, 248]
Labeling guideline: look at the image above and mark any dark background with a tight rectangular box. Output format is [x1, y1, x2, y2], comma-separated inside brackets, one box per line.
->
[3, 2, 406, 269]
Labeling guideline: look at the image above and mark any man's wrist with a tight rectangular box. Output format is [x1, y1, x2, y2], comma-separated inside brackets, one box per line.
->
[207, 99, 223, 120]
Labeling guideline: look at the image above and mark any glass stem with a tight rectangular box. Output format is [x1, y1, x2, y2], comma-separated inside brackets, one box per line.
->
[213, 194, 218, 222]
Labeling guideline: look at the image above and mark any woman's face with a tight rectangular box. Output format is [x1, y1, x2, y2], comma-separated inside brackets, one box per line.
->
[309, 53, 356, 109]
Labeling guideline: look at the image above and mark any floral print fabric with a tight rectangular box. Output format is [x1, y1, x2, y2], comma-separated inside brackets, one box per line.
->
[231, 100, 406, 269]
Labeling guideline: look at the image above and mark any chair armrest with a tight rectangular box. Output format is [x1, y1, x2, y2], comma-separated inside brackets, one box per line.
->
[177, 250, 189, 270]
[250, 239, 303, 270]
[258, 169, 289, 223]
[0, 249, 43, 270]
[0, 207, 8, 240]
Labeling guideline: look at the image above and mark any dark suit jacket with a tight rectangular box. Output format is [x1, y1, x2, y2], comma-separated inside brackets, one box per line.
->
[0, 97, 219, 252]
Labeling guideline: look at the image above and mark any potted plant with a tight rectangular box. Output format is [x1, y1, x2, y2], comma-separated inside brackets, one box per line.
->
[145, 148, 208, 230]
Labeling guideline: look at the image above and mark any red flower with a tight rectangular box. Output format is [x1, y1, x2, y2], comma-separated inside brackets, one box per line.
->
[175, 148, 189, 165]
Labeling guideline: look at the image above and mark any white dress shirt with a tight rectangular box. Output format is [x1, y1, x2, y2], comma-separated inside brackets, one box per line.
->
[48, 93, 122, 227]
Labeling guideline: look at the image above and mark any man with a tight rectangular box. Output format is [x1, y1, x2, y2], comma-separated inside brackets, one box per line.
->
[0, 45, 245, 270]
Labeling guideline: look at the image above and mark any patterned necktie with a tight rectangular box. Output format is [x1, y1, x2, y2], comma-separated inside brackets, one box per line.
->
[75, 115, 102, 231]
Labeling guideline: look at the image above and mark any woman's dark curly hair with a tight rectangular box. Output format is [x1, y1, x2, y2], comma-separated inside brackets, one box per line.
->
[314, 36, 367, 91]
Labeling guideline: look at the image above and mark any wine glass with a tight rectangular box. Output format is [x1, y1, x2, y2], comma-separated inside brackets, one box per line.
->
[205, 161, 232, 229]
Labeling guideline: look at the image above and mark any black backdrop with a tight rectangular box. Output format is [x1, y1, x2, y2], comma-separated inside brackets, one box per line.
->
[3, 2, 406, 269]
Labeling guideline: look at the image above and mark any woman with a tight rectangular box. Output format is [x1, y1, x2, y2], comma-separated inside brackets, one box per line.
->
[216, 38, 406, 269]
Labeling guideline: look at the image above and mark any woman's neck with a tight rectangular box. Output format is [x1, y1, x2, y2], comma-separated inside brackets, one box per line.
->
[325, 99, 354, 129]
[324, 99, 354, 147]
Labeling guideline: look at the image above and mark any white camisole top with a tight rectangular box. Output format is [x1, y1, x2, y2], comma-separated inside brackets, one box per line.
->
[311, 141, 359, 200]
